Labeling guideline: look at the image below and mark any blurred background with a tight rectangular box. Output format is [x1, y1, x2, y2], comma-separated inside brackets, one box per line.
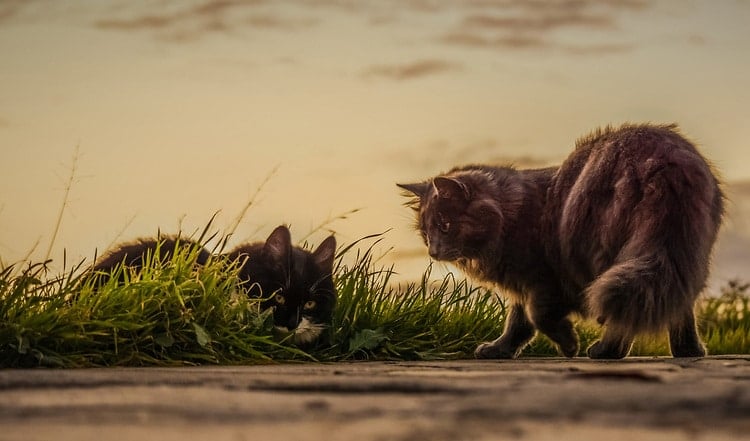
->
[1, 0, 748, 290]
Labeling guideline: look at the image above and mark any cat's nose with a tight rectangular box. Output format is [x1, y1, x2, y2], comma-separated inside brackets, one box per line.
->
[428, 239, 442, 259]
[287, 312, 300, 330]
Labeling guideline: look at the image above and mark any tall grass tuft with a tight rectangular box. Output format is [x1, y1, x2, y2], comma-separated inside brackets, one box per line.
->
[313, 246, 505, 361]
[700, 280, 750, 354]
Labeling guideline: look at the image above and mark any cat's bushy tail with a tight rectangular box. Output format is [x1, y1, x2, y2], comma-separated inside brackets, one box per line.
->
[585, 250, 698, 336]
[582, 134, 724, 337]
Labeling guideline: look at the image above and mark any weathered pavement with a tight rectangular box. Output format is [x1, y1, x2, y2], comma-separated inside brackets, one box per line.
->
[1, 357, 749, 441]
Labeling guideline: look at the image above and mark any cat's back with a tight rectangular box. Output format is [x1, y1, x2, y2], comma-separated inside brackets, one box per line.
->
[548, 123, 724, 284]
[93, 236, 210, 273]
[552, 123, 723, 218]
[223, 242, 266, 284]
[554, 123, 718, 193]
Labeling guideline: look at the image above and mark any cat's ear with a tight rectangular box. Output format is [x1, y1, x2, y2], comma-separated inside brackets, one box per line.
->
[397, 182, 430, 198]
[264, 225, 292, 265]
[433, 176, 470, 201]
[312, 235, 337, 273]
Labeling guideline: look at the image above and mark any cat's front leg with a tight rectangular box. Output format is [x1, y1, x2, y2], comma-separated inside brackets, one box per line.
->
[475, 302, 535, 359]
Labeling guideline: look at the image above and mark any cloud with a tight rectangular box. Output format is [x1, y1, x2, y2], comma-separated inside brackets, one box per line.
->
[5, 1, 650, 57]
[437, 0, 651, 55]
[362, 59, 463, 81]
[562, 43, 633, 55]
[595, 0, 651, 10]
[94, 1, 315, 41]
[0, 0, 26, 24]
[478, 0, 650, 13]
[96, 14, 176, 31]
[462, 11, 615, 32]
[244, 14, 316, 30]
[441, 32, 547, 50]
[687, 34, 707, 46]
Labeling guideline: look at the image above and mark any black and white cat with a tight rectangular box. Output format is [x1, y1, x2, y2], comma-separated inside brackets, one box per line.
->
[91, 225, 337, 346]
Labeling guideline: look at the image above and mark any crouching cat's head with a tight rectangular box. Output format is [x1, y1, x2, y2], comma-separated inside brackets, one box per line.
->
[229, 226, 338, 346]
[398, 169, 516, 262]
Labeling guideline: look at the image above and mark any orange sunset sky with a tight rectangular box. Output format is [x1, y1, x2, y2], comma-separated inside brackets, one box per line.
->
[1, 1, 749, 288]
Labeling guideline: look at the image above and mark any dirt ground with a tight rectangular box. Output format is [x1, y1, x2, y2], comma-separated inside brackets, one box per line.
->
[1, 356, 749, 441]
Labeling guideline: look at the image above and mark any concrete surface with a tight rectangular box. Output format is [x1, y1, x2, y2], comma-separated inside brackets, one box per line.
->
[1, 356, 749, 441]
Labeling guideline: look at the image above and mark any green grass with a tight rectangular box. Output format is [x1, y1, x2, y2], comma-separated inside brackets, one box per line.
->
[0, 245, 307, 367]
[1, 236, 748, 367]
[318, 247, 504, 361]
[697, 280, 750, 355]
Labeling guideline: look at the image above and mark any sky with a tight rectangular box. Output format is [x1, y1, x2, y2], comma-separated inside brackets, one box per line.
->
[1, 0, 749, 288]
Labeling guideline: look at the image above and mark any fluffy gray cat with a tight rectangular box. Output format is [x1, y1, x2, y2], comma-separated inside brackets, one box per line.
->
[399, 123, 724, 359]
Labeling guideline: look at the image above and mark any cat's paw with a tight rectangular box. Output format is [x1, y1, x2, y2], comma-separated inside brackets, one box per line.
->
[474, 341, 517, 359]
[586, 340, 629, 359]
[671, 344, 706, 358]
[559, 340, 580, 358]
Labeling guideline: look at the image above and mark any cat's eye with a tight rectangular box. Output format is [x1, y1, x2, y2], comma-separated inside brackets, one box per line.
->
[304, 300, 316, 310]
[436, 214, 450, 233]
[274, 294, 286, 305]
